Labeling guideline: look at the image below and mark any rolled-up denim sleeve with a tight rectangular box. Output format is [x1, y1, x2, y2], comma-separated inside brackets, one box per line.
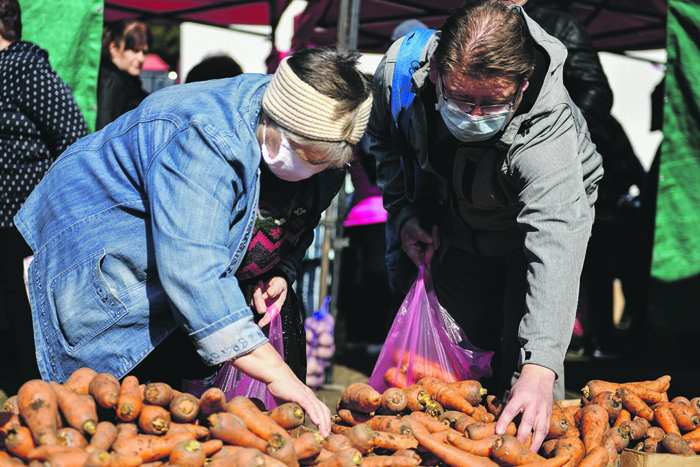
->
[146, 123, 267, 366]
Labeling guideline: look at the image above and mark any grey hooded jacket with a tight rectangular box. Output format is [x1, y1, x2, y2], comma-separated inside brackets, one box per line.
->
[360, 6, 604, 379]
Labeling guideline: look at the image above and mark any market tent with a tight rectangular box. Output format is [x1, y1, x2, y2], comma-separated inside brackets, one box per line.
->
[293, 0, 668, 54]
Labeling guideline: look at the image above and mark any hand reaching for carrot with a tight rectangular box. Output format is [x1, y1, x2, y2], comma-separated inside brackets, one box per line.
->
[229, 342, 332, 437]
[400, 217, 439, 268]
[245, 276, 287, 328]
[495, 364, 556, 453]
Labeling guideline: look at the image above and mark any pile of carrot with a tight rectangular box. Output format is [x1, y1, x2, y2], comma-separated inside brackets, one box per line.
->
[2, 369, 699, 467]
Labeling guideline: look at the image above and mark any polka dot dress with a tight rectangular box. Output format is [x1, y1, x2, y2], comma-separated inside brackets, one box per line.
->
[0, 41, 88, 227]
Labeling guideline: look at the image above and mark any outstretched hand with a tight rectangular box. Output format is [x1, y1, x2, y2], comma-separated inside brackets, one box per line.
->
[400, 217, 439, 268]
[495, 364, 556, 453]
[246, 276, 287, 328]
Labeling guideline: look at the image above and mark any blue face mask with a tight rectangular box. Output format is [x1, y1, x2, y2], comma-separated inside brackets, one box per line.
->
[435, 92, 512, 142]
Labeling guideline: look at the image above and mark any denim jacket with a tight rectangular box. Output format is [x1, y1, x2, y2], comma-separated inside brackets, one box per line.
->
[15, 74, 345, 383]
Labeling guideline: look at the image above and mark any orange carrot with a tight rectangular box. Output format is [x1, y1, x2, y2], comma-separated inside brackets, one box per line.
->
[359, 455, 421, 467]
[424, 399, 445, 418]
[345, 423, 375, 455]
[63, 367, 98, 395]
[361, 415, 413, 435]
[87, 421, 118, 452]
[323, 434, 352, 453]
[612, 408, 631, 428]
[617, 387, 654, 422]
[372, 431, 419, 451]
[116, 376, 143, 423]
[673, 396, 691, 406]
[169, 439, 206, 467]
[600, 426, 629, 453]
[197, 388, 227, 416]
[409, 411, 450, 433]
[486, 394, 505, 419]
[89, 373, 121, 409]
[588, 391, 622, 423]
[30, 446, 89, 466]
[112, 430, 193, 463]
[83, 449, 113, 467]
[51, 381, 98, 435]
[315, 447, 363, 467]
[446, 432, 498, 457]
[207, 412, 267, 452]
[447, 380, 487, 406]
[646, 426, 666, 439]
[5, 425, 36, 459]
[401, 385, 430, 412]
[169, 422, 210, 439]
[491, 434, 545, 466]
[661, 432, 696, 456]
[265, 402, 306, 430]
[580, 403, 609, 453]
[683, 426, 700, 440]
[455, 414, 477, 434]
[439, 410, 472, 430]
[465, 421, 516, 440]
[292, 431, 324, 460]
[691, 397, 700, 417]
[17, 379, 60, 446]
[628, 375, 671, 393]
[380, 387, 408, 413]
[517, 455, 573, 467]
[547, 411, 570, 440]
[384, 366, 409, 389]
[339, 383, 382, 414]
[418, 377, 475, 415]
[619, 418, 650, 440]
[144, 382, 175, 407]
[641, 437, 662, 453]
[138, 404, 171, 435]
[207, 445, 268, 467]
[552, 435, 586, 467]
[337, 408, 374, 426]
[2, 395, 19, 415]
[169, 392, 200, 423]
[225, 396, 290, 441]
[200, 438, 223, 457]
[57, 426, 89, 448]
[576, 445, 609, 467]
[659, 401, 700, 431]
[654, 403, 681, 435]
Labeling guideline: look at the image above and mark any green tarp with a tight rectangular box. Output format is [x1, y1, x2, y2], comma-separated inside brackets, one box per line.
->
[19, 0, 103, 132]
[651, 0, 700, 283]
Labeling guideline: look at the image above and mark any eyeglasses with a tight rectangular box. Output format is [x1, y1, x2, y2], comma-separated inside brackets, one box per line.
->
[439, 74, 521, 116]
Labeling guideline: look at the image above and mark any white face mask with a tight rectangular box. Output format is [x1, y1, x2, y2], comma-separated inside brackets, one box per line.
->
[260, 124, 327, 182]
[435, 92, 512, 142]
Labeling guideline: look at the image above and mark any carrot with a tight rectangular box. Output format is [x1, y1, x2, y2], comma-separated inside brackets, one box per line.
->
[83, 449, 113, 467]
[207, 445, 267, 467]
[659, 401, 700, 431]
[392, 449, 422, 462]
[143, 382, 175, 407]
[197, 387, 227, 416]
[408, 411, 450, 433]
[5, 425, 36, 459]
[579, 403, 609, 453]
[372, 431, 419, 451]
[344, 423, 374, 455]
[654, 403, 681, 435]
[336, 408, 374, 426]
[613, 408, 631, 428]
[63, 367, 98, 395]
[424, 399, 444, 418]
[473, 407, 496, 424]
[683, 426, 700, 440]
[552, 435, 586, 467]
[687, 437, 700, 453]
[439, 410, 471, 429]
[265, 402, 306, 430]
[447, 380, 487, 406]
[486, 394, 505, 419]
[673, 396, 692, 406]
[446, 432, 497, 457]
[17, 379, 60, 446]
[384, 367, 409, 389]
[547, 411, 569, 440]
[691, 397, 700, 417]
[617, 387, 654, 421]
[362, 416, 413, 435]
[516, 455, 573, 467]
[88, 373, 122, 409]
[661, 432, 696, 455]
[641, 437, 662, 453]
[339, 383, 382, 414]
[87, 421, 118, 452]
[418, 377, 475, 415]
[588, 391, 622, 423]
[26, 444, 81, 460]
[315, 447, 363, 467]
[51, 381, 98, 435]
[491, 434, 545, 466]
[620, 418, 650, 440]
[2, 395, 19, 415]
[331, 421, 352, 435]
[647, 426, 666, 439]
[117, 376, 143, 422]
[225, 396, 290, 441]
[600, 426, 629, 453]
[33, 446, 89, 466]
[323, 434, 352, 453]
[601, 436, 619, 465]
[207, 412, 267, 452]
[628, 375, 671, 393]
[57, 426, 89, 448]
[359, 455, 421, 467]
[138, 404, 171, 435]
[402, 415, 499, 467]
[454, 414, 477, 434]
[169, 439, 205, 467]
[576, 445, 609, 467]
[293, 431, 324, 460]
[401, 385, 430, 412]
[169, 392, 200, 423]
[540, 438, 560, 458]
[380, 388, 408, 413]
[427, 427, 462, 445]
[112, 430, 193, 463]
[169, 422, 210, 439]
[465, 421, 516, 440]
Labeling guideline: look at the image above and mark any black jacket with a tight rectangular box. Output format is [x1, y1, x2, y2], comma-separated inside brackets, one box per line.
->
[96, 60, 149, 131]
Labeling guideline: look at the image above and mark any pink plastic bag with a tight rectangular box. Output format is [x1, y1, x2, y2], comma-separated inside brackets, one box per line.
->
[368, 265, 493, 393]
[182, 304, 284, 410]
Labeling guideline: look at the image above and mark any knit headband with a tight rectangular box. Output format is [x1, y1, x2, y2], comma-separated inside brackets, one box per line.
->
[262, 57, 373, 145]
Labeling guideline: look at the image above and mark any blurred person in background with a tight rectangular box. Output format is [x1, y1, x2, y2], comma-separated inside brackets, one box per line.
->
[0, 0, 87, 396]
[96, 19, 152, 130]
[185, 53, 243, 84]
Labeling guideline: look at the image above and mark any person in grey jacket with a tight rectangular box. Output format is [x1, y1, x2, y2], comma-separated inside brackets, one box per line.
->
[359, 0, 603, 452]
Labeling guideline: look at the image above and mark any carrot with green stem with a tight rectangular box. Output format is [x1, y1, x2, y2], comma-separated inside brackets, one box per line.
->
[225, 395, 290, 441]
[292, 431, 324, 460]
[447, 380, 487, 406]
[400, 385, 430, 412]
[265, 402, 305, 430]
[89, 373, 121, 409]
[86, 421, 118, 453]
[169, 439, 206, 467]
[51, 381, 98, 435]
[117, 376, 143, 422]
[138, 404, 171, 435]
[17, 379, 60, 446]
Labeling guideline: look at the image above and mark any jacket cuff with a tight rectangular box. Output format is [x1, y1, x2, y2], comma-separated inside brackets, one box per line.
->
[518, 346, 564, 381]
[392, 204, 421, 236]
[193, 311, 268, 366]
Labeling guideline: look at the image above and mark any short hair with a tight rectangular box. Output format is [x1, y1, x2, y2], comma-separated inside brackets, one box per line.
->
[434, 0, 534, 86]
[268, 47, 372, 168]
[0, 0, 21, 42]
[101, 19, 153, 60]
[185, 54, 243, 84]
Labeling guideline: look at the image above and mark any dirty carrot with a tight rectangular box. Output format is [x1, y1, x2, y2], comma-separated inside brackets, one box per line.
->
[486, 394, 505, 419]
[418, 377, 475, 415]
[83, 449, 112, 467]
[362, 415, 413, 435]
[265, 402, 305, 430]
[111, 430, 193, 463]
[5, 426, 36, 459]
[547, 411, 570, 440]
[552, 435, 586, 467]
[439, 410, 472, 429]
[455, 414, 477, 434]
[31, 446, 89, 466]
[691, 397, 700, 417]
[292, 431, 324, 460]
[143, 382, 175, 407]
[447, 380, 487, 406]
[588, 391, 622, 423]
[661, 432, 696, 456]
[117, 376, 143, 422]
[646, 426, 666, 439]
[337, 408, 374, 426]
[2, 395, 19, 415]
[617, 387, 654, 421]
[445, 432, 498, 457]
[491, 434, 545, 466]
[169, 392, 200, 423]
[401, 385, 430, 412]
[580, 403, 609, 453]
[57, 426, 89, 448]
[63, 367, 98, 395]
[197, 387, 227, 416]
[323, 434, 352, 453]
[206, 445, 264, 467]
[315, 447, 363, 467]
[600, 426, 629, 453]
[654, 403, 681, 435]
[89, 373, 121, 409]
[576, 445, 609, 467]
[339, 383, 382, 414]
[17, 379, 60, 446]
[87, 421, 118, 452]
[51, 381, 98, 435]
[380, 387, 408, 413]
[372, 431, 419, 451]
[360, 455, 421, 467]
[620, 418, 650, 440]
[138, 404, 171, 435]
[207, 412, 267, 452]
[170, 422, 210, 439]
[613, 408, 631, 428]
[346, 423, 375, 455]
[169, 439, 206, 467]
[518, 455, 574, 467]
[384, 366, 409, 389]
[465, 421, 517, 440]
[663, 401, 700, 431]
[683, 426, 700, 440]
[226, 396, 290, 441]
[409, 411, 451, 433]
[200, 438, 223, 457]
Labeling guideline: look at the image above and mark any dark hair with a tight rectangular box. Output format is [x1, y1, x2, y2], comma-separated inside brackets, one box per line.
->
[285, 47, 372, 117]
[185, 54, 244, 83]
[101, 19, 153, 60]
[434, 0, 534, 85]
[0, 0, 21, 42]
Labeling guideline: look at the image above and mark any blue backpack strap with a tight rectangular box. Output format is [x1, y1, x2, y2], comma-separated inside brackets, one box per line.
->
[389, 27, 435, 204]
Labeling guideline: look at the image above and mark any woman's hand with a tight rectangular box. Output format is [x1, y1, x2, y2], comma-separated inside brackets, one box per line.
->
[246, 276, 288, 328]
[230, 343, 332, 436]
[495, 364, 555, 453]
[400, 217, 439, 268]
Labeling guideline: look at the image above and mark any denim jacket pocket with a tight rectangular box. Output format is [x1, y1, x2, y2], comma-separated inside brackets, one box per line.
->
[49, 249, 128, 352]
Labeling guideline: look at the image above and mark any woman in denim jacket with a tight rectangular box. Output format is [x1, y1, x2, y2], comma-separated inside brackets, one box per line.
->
[15, 47, 372, 435]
